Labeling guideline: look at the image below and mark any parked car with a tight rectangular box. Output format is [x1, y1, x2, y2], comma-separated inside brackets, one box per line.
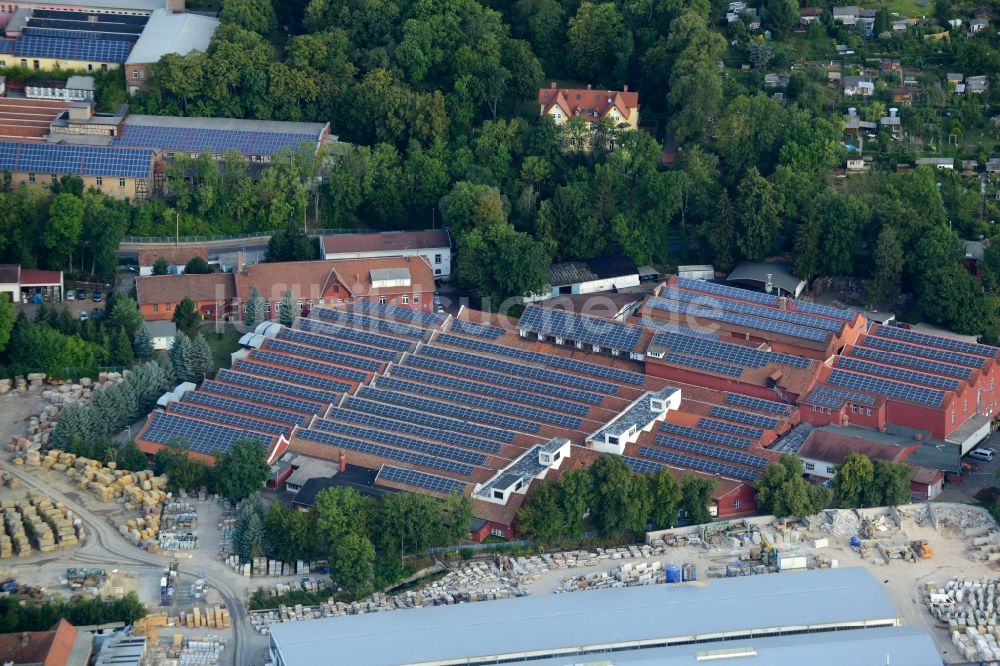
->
[968, 449, 994, 462]
[92, 291, 102, 302]
[78, 311, 89, 321]
[65, 290, 75, 301]
[75, 289, 86, 300]
[979, 447, 997, 457]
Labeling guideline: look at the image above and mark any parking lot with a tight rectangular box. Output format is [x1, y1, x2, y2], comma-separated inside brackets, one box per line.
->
[937, 429, 1000, 504]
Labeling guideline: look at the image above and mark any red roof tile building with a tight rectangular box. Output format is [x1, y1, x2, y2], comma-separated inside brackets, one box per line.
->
[322, 230, 452, 280]
[0, 619, 91, 666]
[538, 84, 640, 132]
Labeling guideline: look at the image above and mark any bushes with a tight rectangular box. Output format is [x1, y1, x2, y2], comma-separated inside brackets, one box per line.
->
[0, 593, 146, 633]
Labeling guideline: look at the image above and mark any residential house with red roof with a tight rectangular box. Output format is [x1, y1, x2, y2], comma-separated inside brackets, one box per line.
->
[538, 84, 639, 150]
[0, 619, 91, 666]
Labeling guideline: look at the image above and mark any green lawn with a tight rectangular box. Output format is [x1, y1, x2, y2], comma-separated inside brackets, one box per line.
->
[204, 329, 242, 373]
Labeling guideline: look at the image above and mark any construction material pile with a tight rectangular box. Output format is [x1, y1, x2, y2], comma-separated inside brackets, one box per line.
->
[226, 556, 312, 577]
[1, 490, 83, 556]
[134, 607, 231, 635]
[926, 577, 1000, 662]
[158, 501, 198, 551]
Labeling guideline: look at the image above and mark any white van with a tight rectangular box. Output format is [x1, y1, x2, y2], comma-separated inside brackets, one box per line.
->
[968, 449, 994, 462]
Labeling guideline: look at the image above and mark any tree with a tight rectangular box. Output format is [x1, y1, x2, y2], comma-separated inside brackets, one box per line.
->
[214, 439, 269, 502]
[589, 455, 650, 534]
[264, 502, 323, 563]
[871, 459, 912, 506]
[754, 454, 830, 517]
[118, 441, 149, 472]
[44, 193, 85, 270]
[219, 0, 277, 34]
[559, 468, 592, 538]
[444, 491, 473, 544]
[666, 11, 726, 144]
[833, 452, 875, 508]
[647, 468, 681, 529]
[184, 256, 212, 274]
[265, 223, 318, 262]
[133, 327, 154, 359]
[0, 296, 13, 353]
[243, 286, 267, 328]
[681, 475, 716, 525]
[168, 331, 195, 384]
[873, 7, 891, 35]
[516, 479, 564, 542]
[315, 487, 374, 544]
[331, 531, 375, 598]
[455, 220, 549, 306]
[190, 334, 212, 380]
[152, 257, 170, 276]
[108, 296, 145, 340]
[764, 0, 797, 39]
[735, 168, 779, 261]
[172, 297, 203, 338]
[867, 227, 904, 308]
[567, 2, 633, 85]
[232, 496, 266, 559]
[109, 327, 134, 367]
[278, 288, 295, 327]
[917, 263, 994, 338]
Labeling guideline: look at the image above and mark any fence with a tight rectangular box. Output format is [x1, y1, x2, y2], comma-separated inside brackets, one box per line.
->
[120, 228, 376, 245]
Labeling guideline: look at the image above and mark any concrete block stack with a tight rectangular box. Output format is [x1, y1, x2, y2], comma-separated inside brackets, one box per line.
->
[0, 378, 12, 395]
[2, 504, 30, 556]
[927, 577, 1000, 661]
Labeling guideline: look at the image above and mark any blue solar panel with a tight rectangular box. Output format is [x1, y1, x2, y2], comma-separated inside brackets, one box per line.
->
[325, 407, 502, 453]
[794, 299, 857, 322]
[392, 365, 589, 416]
[184, 392, 309, 427]
[658, 422, 752, 449]
[623, 456, 663, 474]
[297, 429, 473, 476]
[647, 297, 829, 343]
[697, 418, 764, 440]
[0, 39, 15, 54]
[113, 124, 320, 157]
[658, 288, 844, 332]
[827, 369, 944, 407]
[709, 406, 779, 430]
[0, 142, 152, 179]
[449, 319, 507, 340]
[229, 361, 350, 395]
[140, 411, 269, 456]
[200, 378, 323, 415]
[652, 329, 811, 370]
[862, 335, 986, 368]
[836, 356, 960, 391]
[640, 319, 718, 339]
[724, 393, 792, 415]
[14, 35, 131, 63]
[849, 346, 973, 380]
[347, 299, 445, 326]
[653, 435, 768, 468]
[378, 466, 466, 494]
[297, 318, 413, 351]
[405, 355, 603, 405]
[263, 338, 383, 373]
[675, 277, 779, 305]
[518, 305, 644, 352]
[804, 386, 875, 409]
[249, 350, 369, 384]
[278, 327, 398, 362]
[312, 307, 427, 339]
[170, 403, 291, 436]
[343, 396, 514, 443]
[358, 386, 541, 433]
[665, 353, 743, 377]
[874, 324, 998, 358]
[770, 422, 815, 455]
[435, 333, 644, 384]
[313, 419, 486, 465]
[638, 447, 761, 481]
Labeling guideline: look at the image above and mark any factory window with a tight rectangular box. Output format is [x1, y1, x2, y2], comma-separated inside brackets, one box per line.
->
[32, 60, 38, 70]
[96, 176, 103, 186]
[87, 63, 93, 71]
[132, 70, 139, 79]
[402, 295, 409, 304]
[826, 466, 835, 474]
[492, 490, 503, 500]
[119, 178, 126, 188]
[490, 528, 504, 537]
[50, 174, 56, 183]
[101, 64, 107, 71]
[152, 304, 159, 313]
[804, 462, 815, 471]
[733, 499, 742, 509]
[28, 173, 35, 183]
[413, 294, 419, 303]
[850, 404, 857, 413]
[963, 399, 968, 413]
[434, 254, 442, 264]
[20, 59, 26, 68]
[165, 303, 171, 312]
[379, 296, 386, 304]
[434, 269, 442, 275]
[866, 408, 871, 416]
[951, 411, 956, 424]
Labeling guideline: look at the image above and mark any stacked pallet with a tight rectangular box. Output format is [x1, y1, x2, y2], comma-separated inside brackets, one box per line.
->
[0, 492, 81, 557]
[178, 605, 230, 629]
[36, 452, 169, 511]
[119, 515, 160, 547]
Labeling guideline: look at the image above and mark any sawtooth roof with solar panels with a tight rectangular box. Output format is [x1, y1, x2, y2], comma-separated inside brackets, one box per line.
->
[131, 274, 1000, 535]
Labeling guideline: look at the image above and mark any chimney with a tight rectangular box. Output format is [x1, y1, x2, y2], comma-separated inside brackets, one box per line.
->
[623, 84, 629, 92]
[587, 84, 592, 90]
[21, 633, 29, 647]
[338, 451, 346, 473]
[235, 251, 244, 273]
[550, 82, 556, 88]
[889, 107, 898, 118]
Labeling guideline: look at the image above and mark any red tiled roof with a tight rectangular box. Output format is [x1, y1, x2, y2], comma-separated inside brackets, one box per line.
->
[235, 259, 341, 304]
[0, 619, 77, 666]
[137, 246, 208, 267]
[135, 272, 236, 306]
[538, 86, 639, 123]
[19, 268, 61, 286]
[0, 98, 68, 142]
[0, 264, 20, 283]
[323, 230, 450, 255]
[798, 429, 915, 465]
[328, 256, 437, 298]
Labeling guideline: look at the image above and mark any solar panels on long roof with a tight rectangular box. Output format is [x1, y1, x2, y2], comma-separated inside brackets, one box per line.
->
[14, 35, 131, 62]
[518, 305, 644, 352]
[262, 338, 383, 373]
[342, 396, 514, 443]
[653, 435, 768, 468]
[647, 297, 829, 343]
[297, 428, 474, 476]
[211, 371, 338, 409]
[450, 318, 507, 340]
[312, 307, 427, 339]
[297, 318, 413, 352]
[169, 402, 292, 436]
[849, 345, 974, 380]
[665, 353, 743, 377]
[709, 406, 779, 430]
[140, 411, 271, 456]
[827, 369, 945, 407]
[325, 407, 503, 454]
[347, 299, 445, 326]
[378, 466, 466, 495]
[675, 277, 779, 305]
[836, 356, 961, 391]
[638, 446, 761, 481]
[657, 289, 844, 333]
[873, 324, 999, 358]
[312, 419, 487, 466]
[113, 125, 320, 156]
[804, 386, 875, 409]
[724, 393, 792, 415]
[658, 422, 753, 449]
[277, 327, 399, 362]
[652, 329, 811, 370]
[184, 391, 309, 427]
[861, 335, 986, 368]
[0, 141, 152, 179]
[359, 385, 542, 433]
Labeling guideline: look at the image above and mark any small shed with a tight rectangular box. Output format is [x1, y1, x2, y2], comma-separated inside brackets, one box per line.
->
[143, 321, 176, 351]
[726, 262, 806, 298]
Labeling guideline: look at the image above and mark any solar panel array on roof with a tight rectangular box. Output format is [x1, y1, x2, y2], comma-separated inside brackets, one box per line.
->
[436, 333, 645, 384]
[343, 396, 513, 442]
[422, 345, 622, 394]
[518, 305, 644, 352]
[325, 408, 502, 453]
[770, 422, 815, 455]
[450, 319, 507, 340]
[297, 318, 413, 351]
[0, 39, 13, 54]
[724, 393, 792, 415]
[697, 418, 764, 440]
[313, 420, 486, 466]
[658, 289, 844, 333]
[836, 356, 960, 391]
[0, 141, 152, 179]
[623, 456, 662, 474]
[361, 385, 543, 433]
[392, 365, 590, 416]
[170, 402, 291, 435]
[230, 360, 351, 394]
[184, 392, 309, 427]
[405, 355, 603, 405]
[250, 350, 368, 384]
[638, 447, 761, 480]
[647, 297, 829, 343]
[659, 422, 752, 449]
[278, 327, 398, 362]
[665, 353, 743, 377]
[25, 27, 137, 41]
[14, 36, 131, 62]
[850, 346, 974, 380]
[214, 369, 341, 405]
[709, 406, 779, 430]
[313, 308, 427, 339]
[653, 435, 768, 468]
[640, 319, 718, 339]
[297, 429, 473, 476]
[793, 299, 858, 322]
[114, 125, 320, 156]
[874, 324, 999, 358]
[861, 335, 985, 368]
[652, 330, 811, 370]
[675, 277, 779, 305]
[377, 375, 582, 429]
[347, 299, 445, 326]
[263, 338, 382, 373]
[202, 376, 326, 414]
[827, 369, 945, 407]
[141, 411, 269, 456]
[804, 386, 875, 410]
[378, 466, 466, 494]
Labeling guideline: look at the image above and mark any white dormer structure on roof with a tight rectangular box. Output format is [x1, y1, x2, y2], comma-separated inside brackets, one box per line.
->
[587, 388, 682, 455]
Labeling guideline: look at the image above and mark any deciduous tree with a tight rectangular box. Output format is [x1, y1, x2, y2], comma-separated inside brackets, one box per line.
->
[754, 454, 830, 517]
[647, 468, 681, 529]
[833, 452, 874, 508]
[215, 439, 270, 503]
[681, 475, 716, 525]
